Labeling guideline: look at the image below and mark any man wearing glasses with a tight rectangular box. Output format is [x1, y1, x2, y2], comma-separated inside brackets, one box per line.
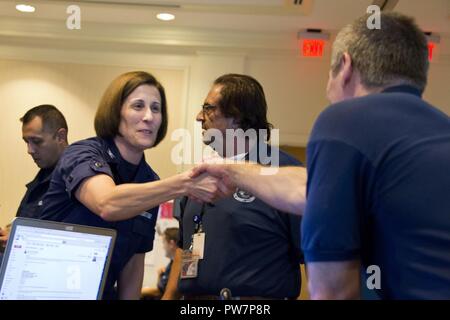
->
[162, 74, 304, 300]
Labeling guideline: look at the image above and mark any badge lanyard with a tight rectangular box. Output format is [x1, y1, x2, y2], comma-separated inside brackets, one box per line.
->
[189, 203, 206, 253]
[181, 203, 206, 279]
[193, 203, 206, 234]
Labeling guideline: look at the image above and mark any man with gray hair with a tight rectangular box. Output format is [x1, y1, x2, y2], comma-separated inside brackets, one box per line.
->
[192, 12, 450, 299]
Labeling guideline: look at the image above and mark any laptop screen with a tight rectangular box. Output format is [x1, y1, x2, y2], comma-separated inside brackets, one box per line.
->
[0, 219, 115, 300]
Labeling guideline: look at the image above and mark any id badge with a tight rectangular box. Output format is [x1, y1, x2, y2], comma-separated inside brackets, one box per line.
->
[192, 232, 205, 259]
[180, 250, 199, 279]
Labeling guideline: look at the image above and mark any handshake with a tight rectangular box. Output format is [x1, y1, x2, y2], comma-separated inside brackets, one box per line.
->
[182, 161, 307, 215]
[185, 162, 241, 204]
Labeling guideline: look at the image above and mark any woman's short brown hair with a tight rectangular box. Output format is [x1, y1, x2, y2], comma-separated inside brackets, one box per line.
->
[94, 71, 168, 147]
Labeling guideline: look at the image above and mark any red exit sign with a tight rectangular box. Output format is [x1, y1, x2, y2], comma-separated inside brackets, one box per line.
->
[302, 39, 325, 57]
[428, 42, 435, 61]
[425, 33, 440, 62]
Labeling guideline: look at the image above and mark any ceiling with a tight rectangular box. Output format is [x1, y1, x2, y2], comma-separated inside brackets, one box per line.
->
[0, 0, 449, 55]
[0, 0, 447, 32]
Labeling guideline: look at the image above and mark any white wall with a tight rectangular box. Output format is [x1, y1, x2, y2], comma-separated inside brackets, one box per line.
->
[246, 56, 331, 146]
[425, 61, 450, 115]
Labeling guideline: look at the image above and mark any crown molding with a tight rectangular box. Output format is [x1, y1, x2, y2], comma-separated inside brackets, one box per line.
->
[0, 16, 299, 54]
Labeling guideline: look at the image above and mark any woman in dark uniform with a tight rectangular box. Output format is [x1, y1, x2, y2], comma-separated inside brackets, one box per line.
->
[40, 71, 220, 299]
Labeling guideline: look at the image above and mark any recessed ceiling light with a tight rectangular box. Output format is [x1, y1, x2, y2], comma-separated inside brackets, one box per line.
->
[157, 13, 175, 21]
[16, 4, 35, 13]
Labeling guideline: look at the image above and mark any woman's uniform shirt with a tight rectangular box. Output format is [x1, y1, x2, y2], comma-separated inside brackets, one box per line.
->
[40, 137, 159, 299]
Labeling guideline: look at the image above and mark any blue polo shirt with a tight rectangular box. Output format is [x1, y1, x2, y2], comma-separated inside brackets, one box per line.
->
[178, 145, 303, 299]
[40, 137, 159, 299]
[302, 85, 450, 299]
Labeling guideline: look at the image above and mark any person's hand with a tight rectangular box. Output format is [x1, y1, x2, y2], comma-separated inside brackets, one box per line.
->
[191, 163, 235, 190]
[187, 164, 236, 203]
[0, 227, 10, 250]
[186, 171, 224, 203]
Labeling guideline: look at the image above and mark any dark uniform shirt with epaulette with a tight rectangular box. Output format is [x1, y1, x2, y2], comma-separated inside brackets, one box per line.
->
[39, 137, 159, 299]
[16, 167, 54, 219]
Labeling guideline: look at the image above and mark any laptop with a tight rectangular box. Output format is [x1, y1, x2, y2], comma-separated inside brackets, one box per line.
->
[0, 218, 116, 300]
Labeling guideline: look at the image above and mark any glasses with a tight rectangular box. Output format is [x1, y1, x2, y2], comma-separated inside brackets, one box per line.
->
[201, 103, 217, 115]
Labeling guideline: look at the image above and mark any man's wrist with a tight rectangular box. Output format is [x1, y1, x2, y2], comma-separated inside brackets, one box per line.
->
[230, 163, 253, 188]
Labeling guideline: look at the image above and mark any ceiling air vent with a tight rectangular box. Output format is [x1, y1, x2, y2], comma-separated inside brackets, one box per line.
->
[282, 0, 311, 14]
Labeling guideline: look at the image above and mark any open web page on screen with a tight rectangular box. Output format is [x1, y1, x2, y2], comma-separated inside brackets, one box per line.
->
[0, 225, 112, 300]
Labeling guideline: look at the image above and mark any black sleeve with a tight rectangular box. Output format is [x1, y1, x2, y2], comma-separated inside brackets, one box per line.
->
[286, 213, 304, 264]
[174, 196, 188, 248]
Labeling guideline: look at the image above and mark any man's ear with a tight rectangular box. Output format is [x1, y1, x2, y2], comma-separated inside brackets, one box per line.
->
[340, 52, 354, 87]
[55, 128, 68, 144]
[232, 118, 241, 129]
[225, 117, 240, 130]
